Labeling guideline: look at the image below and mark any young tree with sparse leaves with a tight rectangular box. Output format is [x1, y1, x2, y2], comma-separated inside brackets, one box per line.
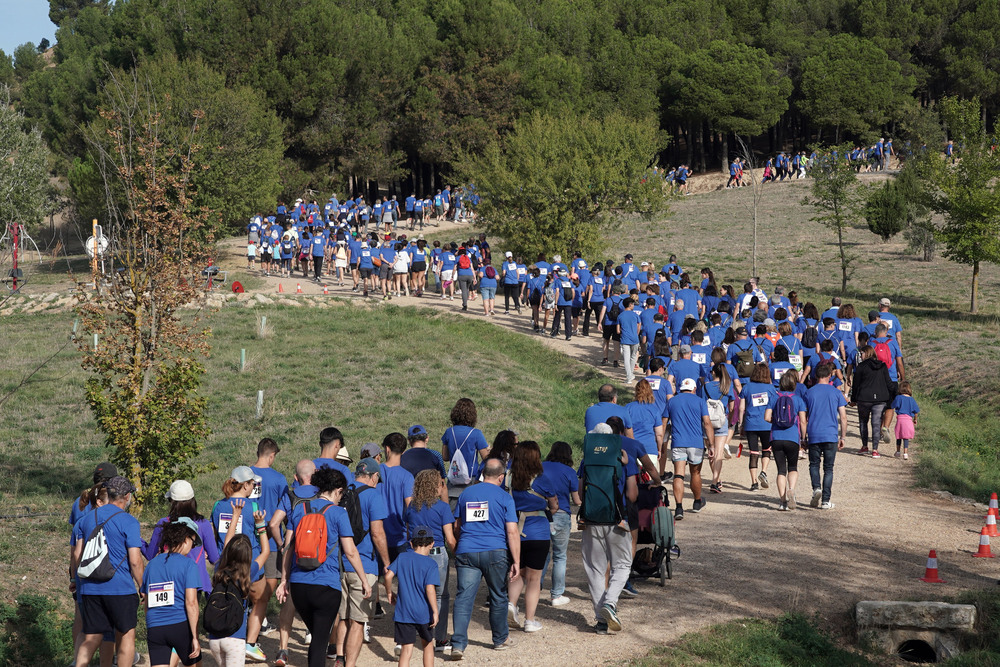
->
[75, 72, 213, 506]
[803, 145, 861, 293]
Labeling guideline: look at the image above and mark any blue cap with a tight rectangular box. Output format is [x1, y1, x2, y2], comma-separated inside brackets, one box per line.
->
[408, 425, 427, 438]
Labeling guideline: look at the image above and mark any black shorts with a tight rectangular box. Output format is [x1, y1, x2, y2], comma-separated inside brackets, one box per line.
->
[528, 296, 541, 307]
[148, 620, 201, 666]
[571, 307, 582, 317]
[411, 261, 427, 273]
[602, 326, 621, 342]
[350, 263, 358, 271]
[746, 430, 772, 457]
[626, 498, 639, 531]
[519, 539, 551, 571]
[770, 439, 799, 475]
[395, 621, 433, 646]
[360, 267, 373, 278]
[80, 593, 139, 636]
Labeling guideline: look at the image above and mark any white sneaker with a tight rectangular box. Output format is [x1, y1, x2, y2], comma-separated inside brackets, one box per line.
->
[304, 632, 311, 645]
[810, 488, 822, 508]
[551, 595, 571, 607]
[363, 622, 370, 643]
[820, 501, 835, 510]
[394, 644, 402, 657]
[507, 603, 522, 629]
[523, 619, 543, 632]
[723, 444, 732, 459]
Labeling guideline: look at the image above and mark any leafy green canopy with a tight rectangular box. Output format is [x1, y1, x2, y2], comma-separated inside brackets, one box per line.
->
[460, 111, 669, 260]
[0, 87, 50, 229]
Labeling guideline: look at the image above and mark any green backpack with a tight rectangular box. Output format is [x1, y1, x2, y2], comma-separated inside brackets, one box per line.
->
[578, 433, 626, 526]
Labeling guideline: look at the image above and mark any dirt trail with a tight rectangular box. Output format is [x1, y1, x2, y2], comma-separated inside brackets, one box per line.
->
[201, 251, 999, 667]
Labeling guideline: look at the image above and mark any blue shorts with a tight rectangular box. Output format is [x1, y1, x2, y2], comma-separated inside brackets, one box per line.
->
[480, 287, 496, 300]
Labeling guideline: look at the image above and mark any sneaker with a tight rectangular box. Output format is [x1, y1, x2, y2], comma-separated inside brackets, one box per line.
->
[493, 637, 517, 650]
[375, 602, 386, 619]
[304, 632, 311, 645]
[798, 449, 807, 459]
[508, 603, 522, 629]
[260, 617, 273, 634]
[871, 451, 881, 459]
[777, 502, 788, 511]
[723, 444, 732, 459]
[660, 471, 673, 482]
[600, 358, 608, 366]
[749, 482, 760, 492]
[595, 621, 609, 635]
[435, 640, 453, 653]
[326, 644, 338, 660]
[613, 360, 620, 368]
[811, 488, 822, 507]
[601, 603, 622, 632]
[691, 498, 706, 513]
[450, 648, 464, 661]
[274, 649, 289, 667]
[333, 659, 345, 667]
[621, 581, 639, 598]
[820, 501, 835, 510]
[903, 453, 909, 460]
[757, 471, 769, 489]
[551, 595, 571, 606]
[709, 483, 722, 494]
[524, 619, 543, 633]
[881, 426, 892, 441]
[246, 644, 267, 662]
[858, 446, 869, 455]
[893, 452, 901, 458]
[787, 494, 797, 510]
[674, 506, 684, 521]
[363, 621, 370, 644]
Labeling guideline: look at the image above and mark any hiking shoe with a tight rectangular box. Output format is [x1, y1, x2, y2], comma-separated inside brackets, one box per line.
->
[613, 360, 620, 368]
[260, 617, 273, 634]
[674, 506, 684, 521]
[601, 604, 622, 632]
[858, 446, 869, 455]
[621, 581, 639, 598]
[811, 488, 822, 507]
[435, 640, 452, 653]
[691, 498, 706, 513]
[551, 595, 570, 606]
[600, 358, 609, 366]
[508, 603, 522, 629]
[449, 648, 464, 661]
[820, 501, 835, 510]
[723, 444, 732, 459]
[787, 494, 797, 510]
[363, 621, 370, 643]
[871, 450, 881, 459]
[881, 426, 892, 441]
[493, 637, 517, 650]
[524, 619, 543, 633]
[595, 621, 609, 635]
[246, 644, 266, 662]
[757, 471, 769, 489]
[749, 483, 760, 492]
[274, 649, 289, 666]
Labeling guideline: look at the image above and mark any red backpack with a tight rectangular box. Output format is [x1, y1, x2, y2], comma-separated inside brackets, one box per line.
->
[293, 502, 332, 571]
[458, 254, 471, 270]
[874, 340, 893, 367]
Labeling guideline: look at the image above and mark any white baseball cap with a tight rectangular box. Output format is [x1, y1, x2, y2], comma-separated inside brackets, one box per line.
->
[165, 480, 195, 502]
[680, 378, 697, 392]
[231, 466, 262, 484]
[505, 251, 513, 258]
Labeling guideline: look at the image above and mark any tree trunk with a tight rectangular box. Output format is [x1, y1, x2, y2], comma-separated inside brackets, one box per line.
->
[686, 123, 694, 166]
[835, 125, 840, 144]
[698, 121, 707, 173]
[837, 213, 848, 293]
[971, 260, 980, 313]
[721, 133, 729, 173]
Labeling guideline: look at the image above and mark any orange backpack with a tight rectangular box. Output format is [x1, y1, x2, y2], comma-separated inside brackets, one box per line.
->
[294, 502, 332, 571]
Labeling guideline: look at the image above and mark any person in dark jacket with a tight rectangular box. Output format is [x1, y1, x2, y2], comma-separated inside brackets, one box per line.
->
[849, 345, 896, 457]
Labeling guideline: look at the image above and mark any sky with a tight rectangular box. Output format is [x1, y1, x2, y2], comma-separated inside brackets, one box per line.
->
[1, 0, 58, 56]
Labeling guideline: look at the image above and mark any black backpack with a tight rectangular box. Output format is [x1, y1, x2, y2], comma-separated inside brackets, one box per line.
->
[340, 485, 373, 545]
[608, 297, 622, 323]
[801, 322, 819, 349]
[562, 281, 574, 302]
[203, 579, 246, 637]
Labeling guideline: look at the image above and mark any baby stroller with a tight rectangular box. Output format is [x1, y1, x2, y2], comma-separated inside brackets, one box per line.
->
[631, 483, 677, 586]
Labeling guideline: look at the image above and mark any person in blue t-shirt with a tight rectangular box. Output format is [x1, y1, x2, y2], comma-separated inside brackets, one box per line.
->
[499, 251, 521, 314]
[277, 466, 368, 667]
[668, 345, 701, 394]
[142, 518, 204, 667]
[379, 434, 416, 560]
[583, 384, 635, 437]
[764, 373, 807, 511]
[699, 363, 735, 493]
[617, 297, 641, 383]
[804, 365, 849, 510]
[667, 379, 715, 519]
[385, 528, 441, 666]
[539, 442, 580, 605]
[405, 470, 456, 648]
[739, 363, 778, 492]
[626, 379, 664, 458]
[442, 398, 491, 500]
[891, 380, 919, 460]
[549, 268, 576, 340]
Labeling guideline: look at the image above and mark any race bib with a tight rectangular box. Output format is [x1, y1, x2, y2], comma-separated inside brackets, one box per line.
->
[692, 353, 707, 365]
[148, 582, 175, 608]
[751, 393, 769, 407]
[217, 512, 244, 535]
[647, 377, 661, 391]
[838, 321, 852, 332]
[774, 368, 785, 381]
[789, 354, 803, 370]
[886, 321, 894, 329]
[250, 481, 262, 500]
[465, 501, 489, 523]
[517, 267, 526, 276]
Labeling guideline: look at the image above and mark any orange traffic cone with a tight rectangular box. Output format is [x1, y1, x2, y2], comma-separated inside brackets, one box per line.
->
[296, 283, 303, 294]
[278, 283, 284, 293]
[989, 492, 998, 511]
[986, 493, 998, 522]
[920, 550, 946, 583]
[986, 512, 999, 538]
[323, 284, 329, 295]
[974, 528, 995, 558]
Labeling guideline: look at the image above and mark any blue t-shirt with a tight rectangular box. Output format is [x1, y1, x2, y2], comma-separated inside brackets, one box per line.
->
[892, 394, 920, 417]
[502, 261, 520, 285]
[405, 500, 454, 548]
[69, 498, 85, 527]
[71, 506, 142, 596]
[400, 448, 446, 479]
[880, 312, 902, 338]
[584, 402, 633, 432]
[288, 499, 353, 588]
[670, 359, 702, 388]
[667, 311, 686, 343]
[442, 426, 488, 481]
[603, 295, 624, 326]
[454, 483, 517, 554]
[343, 485, 388, 575]
[618, 309, 641, 345]
[479, 269, 498, 289]
[740, 381, 778, 432]
[589, 276, 606, 302]
[804, 383, 848, 443]
[251, 466, 290, 552]
[388, 551, 440, 624]
[625, 400, 661, 457]
[676, 288, 700, 320]
[770, 361, 796, 387]
[378, 465, 415, 548]
[667, 392, 709, 448]
[211, 498, 262, 560]
[871, 337, 903, 381]
[541, 461, 578, 514]
[142, 552, 201, 628]
[512, 479, 552, 541]
[208, 561, 261, 641]
[698, 380, 734, 415]
[313, 458, 356, 485]
[646, 374, 674, 415]
[770, 393, 807, 444]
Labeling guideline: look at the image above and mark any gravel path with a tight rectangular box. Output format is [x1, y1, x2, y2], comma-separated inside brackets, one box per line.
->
[204, 257, 999, 666]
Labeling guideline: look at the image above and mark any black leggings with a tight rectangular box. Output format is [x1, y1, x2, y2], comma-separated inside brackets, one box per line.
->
[746, 430, 772, 469]
[582, 302, 603, 335]
[503, 283, 520, 311]
[770, 439, 799, 475]
[290, 583, 342, 667]
[313, 256, 323, 278]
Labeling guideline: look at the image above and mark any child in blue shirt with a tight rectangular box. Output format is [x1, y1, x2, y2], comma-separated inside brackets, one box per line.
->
[385, 527, 440, 667]
[891, 381, 920, 460]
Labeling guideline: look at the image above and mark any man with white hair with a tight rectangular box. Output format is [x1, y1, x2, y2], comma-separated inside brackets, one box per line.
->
[667, 378, 715, 521]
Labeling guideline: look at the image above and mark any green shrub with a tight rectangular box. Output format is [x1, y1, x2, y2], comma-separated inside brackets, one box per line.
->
[0, 594, 73, 666]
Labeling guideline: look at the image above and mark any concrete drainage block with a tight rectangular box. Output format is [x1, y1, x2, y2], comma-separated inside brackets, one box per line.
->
[856, 601, 976, 663]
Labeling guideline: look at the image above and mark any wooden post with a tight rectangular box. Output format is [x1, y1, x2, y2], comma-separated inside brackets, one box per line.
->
[92, 219, 99, 291]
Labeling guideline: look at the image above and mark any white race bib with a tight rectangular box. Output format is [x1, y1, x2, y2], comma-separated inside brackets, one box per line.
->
[647, 377, 661, 391]
[789, 354, 803, 371]
[250, 481, 262, 500]
[217, 512, 244, 535]
[465, 501, 489, 523]
[751, 393, 769, 407]
[148, 582, 175, 608]
[692, 353, 707, 365]
[838, 321, 852, 332]
[774, 368, 785, 381]
[886, 321, 894, 329]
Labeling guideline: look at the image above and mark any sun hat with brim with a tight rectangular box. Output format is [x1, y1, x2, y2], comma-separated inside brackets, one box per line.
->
[172, 517, 203, 546]
[165, 480, 195, 502]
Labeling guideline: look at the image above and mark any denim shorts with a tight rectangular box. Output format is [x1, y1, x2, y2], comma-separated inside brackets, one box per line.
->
[480, 287, 496, 300]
